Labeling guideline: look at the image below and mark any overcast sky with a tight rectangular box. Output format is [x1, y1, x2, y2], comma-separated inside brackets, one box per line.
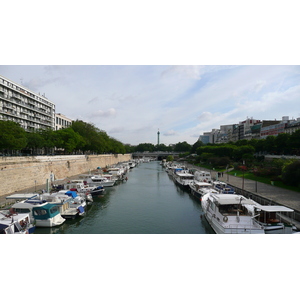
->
[1, 1, 300, 146]
[1, 65, 299, 145]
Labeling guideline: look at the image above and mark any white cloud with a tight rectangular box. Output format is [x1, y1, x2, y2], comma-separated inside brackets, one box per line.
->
[161, 65, 205, 80]
[197, 112, 214, 122]
[1, 65, 300, 145]
[163, 130, 179, 136]
[89, 108, 117, 118]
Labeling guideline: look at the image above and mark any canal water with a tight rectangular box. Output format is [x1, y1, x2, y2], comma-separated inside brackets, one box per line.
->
[35, 161, 214, 234]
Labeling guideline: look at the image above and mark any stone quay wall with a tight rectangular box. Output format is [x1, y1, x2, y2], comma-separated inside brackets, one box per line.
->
[0, 154, 132, 197]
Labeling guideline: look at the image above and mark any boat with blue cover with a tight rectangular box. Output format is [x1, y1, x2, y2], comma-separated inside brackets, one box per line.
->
[212, 181, 235, 194]
[41, 191, 86, 219]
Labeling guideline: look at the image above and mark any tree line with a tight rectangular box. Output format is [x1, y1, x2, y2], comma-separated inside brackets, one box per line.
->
[1, 118, 300, 159]
[0, 120, 127, 155]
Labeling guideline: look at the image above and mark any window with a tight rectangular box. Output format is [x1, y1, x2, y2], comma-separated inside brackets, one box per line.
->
[15, 208, 31, 214]
[33, 208, 47, 216]
[50, 206, 58, 214]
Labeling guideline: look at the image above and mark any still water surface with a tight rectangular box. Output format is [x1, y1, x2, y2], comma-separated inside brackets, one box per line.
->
[35, 161, 214, 234]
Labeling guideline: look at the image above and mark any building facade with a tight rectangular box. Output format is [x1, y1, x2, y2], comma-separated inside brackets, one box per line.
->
[198, 116, 300, 144]
[55, 113, 72, 130]
[285, 118, 300, 134]
[0, 75, 55, 131]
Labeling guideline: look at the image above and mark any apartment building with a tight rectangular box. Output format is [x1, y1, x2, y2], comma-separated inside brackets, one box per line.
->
[0, 75, 55, 131]
[285, 118, 300, 134]
[55, 113, 72, 130]
[199, 116, 299, 144]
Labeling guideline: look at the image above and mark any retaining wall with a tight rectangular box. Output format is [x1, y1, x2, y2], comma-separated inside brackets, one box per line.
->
[0, 154, 132, 197]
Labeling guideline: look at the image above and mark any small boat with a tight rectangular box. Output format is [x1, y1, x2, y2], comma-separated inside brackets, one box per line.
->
[201, 193, 265, 234]
[173, 169, 194, 189]
[79, 174, 115, 187]
[90, 185, 105, 196]
[57, 190, 87, 217]
[128, 161, 136, 168]
[194, 170, 212, 183]
[106, 167, 127, 181]
[40, 192, 84, 219]
[212, 181, 235, 194]
[189, 181, 214, 199]
[0, 209, 35, 234]
[12, 198, 65, 227]
[63, 180, 99, 203]
[64, 180, 98, 193]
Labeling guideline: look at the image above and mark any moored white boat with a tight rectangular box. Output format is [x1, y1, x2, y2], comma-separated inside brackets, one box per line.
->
[40, 192, 84, 219]
[79, 174, 115, 187]
[194, 170, 212, 183]
[57, 190, 87, 217]
[189, 181, 214, 199]
[11, 196, 65, 227]
[201, 193, 265, 234]
[173, 169, 194, 189]
[0, 209, 36, 234]
[212, 181, 235, 194]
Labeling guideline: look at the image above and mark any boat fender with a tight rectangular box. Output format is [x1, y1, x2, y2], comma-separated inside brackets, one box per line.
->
[223, 216, 228, 222]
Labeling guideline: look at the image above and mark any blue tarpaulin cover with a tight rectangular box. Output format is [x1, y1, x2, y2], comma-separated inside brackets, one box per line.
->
[78, 206, 84, 213]
[65, 191, 78, 198]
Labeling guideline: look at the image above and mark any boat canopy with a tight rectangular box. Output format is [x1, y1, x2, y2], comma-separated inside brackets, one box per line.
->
[32, 203, 60, 219]
[254, 204, 294, 212]
[6, 193, 39, 200]
[194, 182, 212, 186]
[176, 172, 194, 177]
[211, 194, 255, 205]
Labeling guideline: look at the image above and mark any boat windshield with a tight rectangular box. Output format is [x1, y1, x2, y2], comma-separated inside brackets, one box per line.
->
[219, 204, 249, 216]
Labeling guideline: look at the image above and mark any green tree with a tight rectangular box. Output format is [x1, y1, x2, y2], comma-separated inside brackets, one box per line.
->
[55, 127, 85, 154]
[275, 133, 290, 154]
[282, 161, 300, 187]
[191, 140, 203, 153]
[39, 128, 56, 154]
[25, 131, 45, 155]
[0, 120, 27, 154]
[166, 155, 174, 162]
[233, 145, 255, 161]
[71, 120, 108, 153]
[135, 143, 155, 152]
[174, 141, 192, 152]
[264, 136, 276, 153]
[288, 129, 300, 155]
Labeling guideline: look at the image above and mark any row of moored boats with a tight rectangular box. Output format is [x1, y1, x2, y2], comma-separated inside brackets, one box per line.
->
[0, 160, 141, 234]
[164, 161, 297, 234]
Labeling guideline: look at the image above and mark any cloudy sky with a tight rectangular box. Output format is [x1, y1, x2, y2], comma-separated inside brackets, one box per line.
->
[1, 2, 300, 146]
[1, 65, 299, 145]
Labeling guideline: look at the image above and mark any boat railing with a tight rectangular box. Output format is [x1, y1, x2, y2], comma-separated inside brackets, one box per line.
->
[227, 222, 263, 232]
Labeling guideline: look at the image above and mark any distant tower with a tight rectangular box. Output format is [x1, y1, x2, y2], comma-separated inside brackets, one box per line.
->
[157, 129, 160, 145]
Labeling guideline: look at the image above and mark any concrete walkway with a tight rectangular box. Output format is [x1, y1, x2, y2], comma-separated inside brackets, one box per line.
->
[188, 164, 300, 211]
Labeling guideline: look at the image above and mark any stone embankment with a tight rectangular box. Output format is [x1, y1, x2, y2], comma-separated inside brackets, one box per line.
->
[0, 154, 132, 198]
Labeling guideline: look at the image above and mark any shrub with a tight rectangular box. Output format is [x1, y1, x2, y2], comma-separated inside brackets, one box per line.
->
[282, 161, 300, 187]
